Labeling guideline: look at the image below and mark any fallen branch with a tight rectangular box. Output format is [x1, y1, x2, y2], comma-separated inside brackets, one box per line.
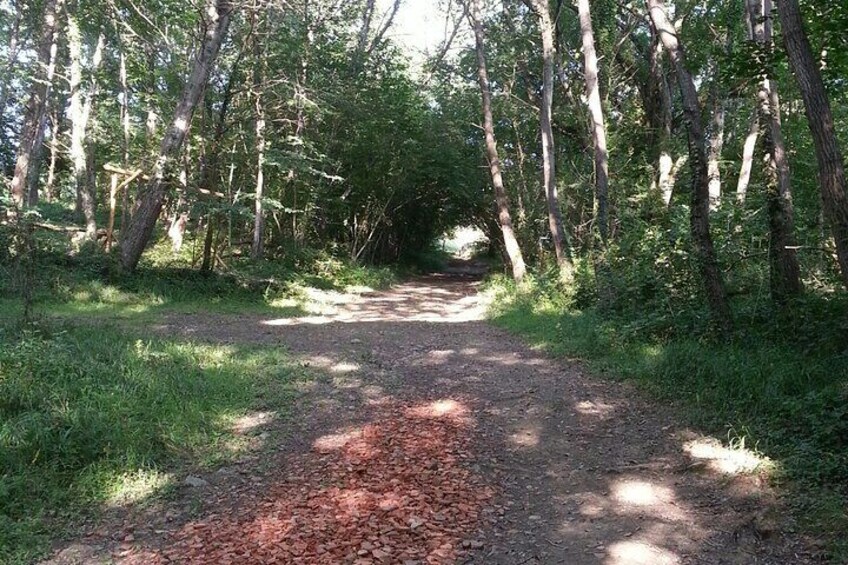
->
[104, 163, 150, 180]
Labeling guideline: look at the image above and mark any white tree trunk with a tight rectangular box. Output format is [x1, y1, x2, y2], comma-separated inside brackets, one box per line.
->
[736, 108, 759, 204]
[68, 17, 104, 238]
[576, 0, 609, 245]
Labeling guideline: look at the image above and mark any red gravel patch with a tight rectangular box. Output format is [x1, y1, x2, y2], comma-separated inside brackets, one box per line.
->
[120, 398, 493, 564]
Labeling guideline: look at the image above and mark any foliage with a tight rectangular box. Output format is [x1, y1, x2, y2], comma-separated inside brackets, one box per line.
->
[486, 273, 848, 559]
[0, 320, 306, 563]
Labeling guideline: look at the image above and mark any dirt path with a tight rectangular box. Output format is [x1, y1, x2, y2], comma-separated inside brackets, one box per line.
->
[48, 275, 818, 564]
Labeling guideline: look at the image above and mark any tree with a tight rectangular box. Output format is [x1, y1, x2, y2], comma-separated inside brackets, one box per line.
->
[777, 0, 848, 289]
[465, 0, 527, 282]
[120, 0, 234, 271]
[9, 0, 63, 207]
[524, 0, 570, 275]
[646, 0, 732, 331]
[747, 0, 802, 300]
[575, 0, 610, 248]
[67, 13, 105, 238]
[251, 14, 267, 260]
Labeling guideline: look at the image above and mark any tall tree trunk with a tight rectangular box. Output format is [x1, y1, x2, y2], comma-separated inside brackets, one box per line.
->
[251, 22, 267, 260]
[119, 46, 132, 233]
[68, 17, 104, 239]
[777, 0, 848, 289]
[26, 111, 49, 205]
[707, 81, 725, 210]
[466, 0, 526, 282]
[736, 108, 759, 203]
[201, 215, 217, 272]
[647, 0, 732, 332]
[524, 0, 570, 275]
[9, 0, 62, 207]
[646, 21, 675, 206]
[749, 0, 802, 300]
[0, 0, 22, 129]
[120, 0, 234, 271]
[45, 109, 61, 200]
[576, 0, 609, 246]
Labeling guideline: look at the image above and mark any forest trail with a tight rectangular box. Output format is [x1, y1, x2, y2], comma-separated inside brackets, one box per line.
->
[47, 274, 816, 565]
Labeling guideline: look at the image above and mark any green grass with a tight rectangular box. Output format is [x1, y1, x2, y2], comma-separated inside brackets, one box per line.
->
[0, 224, 398, 323]
[0, 229, 404, 563]
[486, 276, 848, 561]
[0, 319, 307, 564]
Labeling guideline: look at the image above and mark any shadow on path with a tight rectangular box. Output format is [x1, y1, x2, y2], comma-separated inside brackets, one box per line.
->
[47, 276, 817, 564]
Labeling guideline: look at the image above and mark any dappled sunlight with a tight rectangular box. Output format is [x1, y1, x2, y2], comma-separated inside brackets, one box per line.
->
[575, 399, 616, 418]
[612, 480, 673, 506]
[606, 539, 681, 565]
[47, 274, 811, 564]
[611, 479, 687, 522]
[331, 361, 361, 373]
[301, 354, 361, 374]
[406, 398, 472, 426]
[104, 469, 173, 508]
[232, 410, 276, 434]
[261, 280, 486, 326]
[683, 437, 770, 475]
[508, 425, 540, 448]
[313, 428, 364, 452]
[124, 399, 493, 564]
[428, 348, 457, 359]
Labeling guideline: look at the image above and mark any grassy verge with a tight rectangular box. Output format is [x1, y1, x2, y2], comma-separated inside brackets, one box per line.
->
[485, 275, 848, 561]
[0, 318, 308, 563]
[0, 226, 398, 321]
[0, 233, 399, 563]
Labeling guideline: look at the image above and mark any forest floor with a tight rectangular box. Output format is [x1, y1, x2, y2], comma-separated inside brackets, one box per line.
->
[43, 271, 821, 564]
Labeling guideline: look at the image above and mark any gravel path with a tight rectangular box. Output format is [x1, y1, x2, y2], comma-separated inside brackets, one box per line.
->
[45, 275, 819, 564]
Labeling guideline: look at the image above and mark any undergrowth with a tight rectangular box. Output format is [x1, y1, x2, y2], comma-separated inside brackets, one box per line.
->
[485, 272, 848, 561]
[0, 319, 307, 563]
[0, 226, 397, 321]
[0, 229, 396, 563]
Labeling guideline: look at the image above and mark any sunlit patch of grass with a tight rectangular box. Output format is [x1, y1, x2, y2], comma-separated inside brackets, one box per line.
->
[0, 320, 306, 563]
[99, 468, 175, 508]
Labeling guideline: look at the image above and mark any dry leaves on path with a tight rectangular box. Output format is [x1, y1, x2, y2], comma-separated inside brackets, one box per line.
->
[120, 397, 494, 564]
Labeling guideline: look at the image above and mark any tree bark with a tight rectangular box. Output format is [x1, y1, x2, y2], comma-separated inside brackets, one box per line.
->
[736, 107, 759, 204]
[777, 0, 848, 289]
[45, 109, 61, 200]
[68, 17, 104, 239]
[524, 0, 570, 275]
[26, 111, 50, 205]
[251, 21, 267, 260]
[644, 21, 675, 205]
[466, 0, 526, 282]
[647, 0, 732, 332]
[707, 81, 725, 210]
[0, 0, 22, 129]
[9, 0, 62, 207]
[119, 46, 132, 233]
[576, 0, 609, 246]
[749, 0, 802, 300]
[120, 0, 234, 271]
